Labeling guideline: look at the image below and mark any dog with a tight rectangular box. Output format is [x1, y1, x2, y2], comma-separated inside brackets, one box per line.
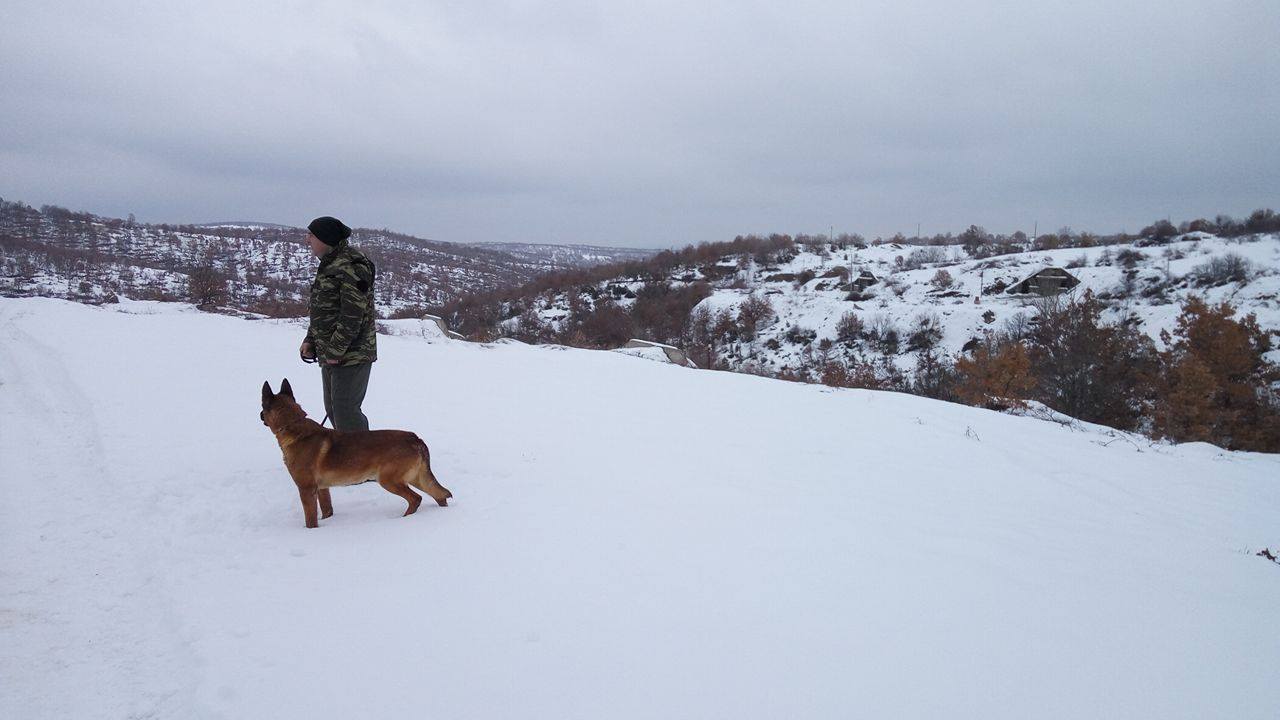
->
[260, 378, 452, 528]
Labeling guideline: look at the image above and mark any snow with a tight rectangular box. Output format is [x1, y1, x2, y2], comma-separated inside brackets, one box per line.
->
[2, 297, 1279, 719]
[378, 316, 462, 342]
[613, 345, 675, 364]
[524, 233, 1280, 378]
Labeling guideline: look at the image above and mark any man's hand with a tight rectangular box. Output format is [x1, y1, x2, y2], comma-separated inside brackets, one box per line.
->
[300, 341, 316, 362]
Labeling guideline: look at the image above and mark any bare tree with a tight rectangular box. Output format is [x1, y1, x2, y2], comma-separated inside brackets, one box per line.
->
[737, 293, 775, 342]
[187, 260, 228, 310]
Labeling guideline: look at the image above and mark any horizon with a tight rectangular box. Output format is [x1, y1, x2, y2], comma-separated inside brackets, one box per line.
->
[8, 192, 1274, 252]
[2, 1, 1277, 248]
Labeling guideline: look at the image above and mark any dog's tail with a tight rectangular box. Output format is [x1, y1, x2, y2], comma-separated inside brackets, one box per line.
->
[410, 436, 453, 506]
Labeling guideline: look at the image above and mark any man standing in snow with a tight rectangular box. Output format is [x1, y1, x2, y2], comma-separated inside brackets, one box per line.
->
[298, 216, 377, 431]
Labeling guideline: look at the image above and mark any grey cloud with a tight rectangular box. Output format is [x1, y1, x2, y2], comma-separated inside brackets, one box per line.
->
[1, 0, 1277, 245]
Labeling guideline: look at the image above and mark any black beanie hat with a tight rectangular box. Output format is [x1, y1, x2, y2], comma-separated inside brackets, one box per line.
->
[307, 216, 352, 246]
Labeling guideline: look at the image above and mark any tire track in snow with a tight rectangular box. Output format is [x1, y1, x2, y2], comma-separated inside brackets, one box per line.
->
[0, 304, 195, 719]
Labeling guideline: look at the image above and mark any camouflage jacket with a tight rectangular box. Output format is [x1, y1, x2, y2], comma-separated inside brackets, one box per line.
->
[305, 240, 377, 366]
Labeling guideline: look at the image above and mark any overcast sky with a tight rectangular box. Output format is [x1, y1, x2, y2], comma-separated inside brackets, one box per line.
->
[2, 1, 1277, 247]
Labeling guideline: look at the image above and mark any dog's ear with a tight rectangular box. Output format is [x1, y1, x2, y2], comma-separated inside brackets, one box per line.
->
[280, 378, 294, 398]
[262, 381, 273, 404]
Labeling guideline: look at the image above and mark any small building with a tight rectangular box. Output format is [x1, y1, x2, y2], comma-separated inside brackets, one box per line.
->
[1006, 267, 1080, 296]
[850, 271, 879, 290]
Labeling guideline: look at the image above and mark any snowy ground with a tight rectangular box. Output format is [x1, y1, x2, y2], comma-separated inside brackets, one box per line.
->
[2, 297, 1279, 719]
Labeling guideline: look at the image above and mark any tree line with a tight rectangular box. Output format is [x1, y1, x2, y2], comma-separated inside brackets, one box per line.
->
[0, 198, 579, 314]
[826, 292, 1278, 453]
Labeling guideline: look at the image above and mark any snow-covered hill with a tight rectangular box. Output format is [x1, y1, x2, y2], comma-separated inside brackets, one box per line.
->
[0, 200, 656, 314]
[2, 297, 1277, 719]
[510, 233, 1280, 374]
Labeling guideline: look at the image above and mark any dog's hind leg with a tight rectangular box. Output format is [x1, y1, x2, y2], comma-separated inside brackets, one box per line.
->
[411, 440, 452, 507]
[318, 488, 334, 519]
[412, 466, 452, 507]
[378, 473, 422, 517]
[297, 486, 320, 529]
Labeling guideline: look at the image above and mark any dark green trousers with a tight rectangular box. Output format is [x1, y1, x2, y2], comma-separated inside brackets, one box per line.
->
[321, 362, 372, 431]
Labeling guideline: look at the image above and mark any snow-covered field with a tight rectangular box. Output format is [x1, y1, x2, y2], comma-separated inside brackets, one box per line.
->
[2, 297, 1278, 719]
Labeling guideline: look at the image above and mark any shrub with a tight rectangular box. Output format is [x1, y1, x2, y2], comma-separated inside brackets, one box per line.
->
[737, 293, 775, 341]
[930, 269, 954, 290]
[912, 349, 958, 400]
[835, 312, 864, 345]
[1139, 277, 1171, 302]
[982, 278, 1008, 295]
[819, 355, 903, 390]
[1153, 355, 1218, 443]
[1244, 208, 1280, 235]
[1184, 218, 1217, 234]
[905, 313, 944, 352]
[883, 277, 908, 297]
[1032, 233, 1062, 251]
[960, 225, 991, 257]
[794, 268, 817, 287]
[1115, 249, 1146, 268]
[574, 298, 633, 348]
[1190, 253, 1252, 287]
[1152, 297, 1279, 451]
[631, 281, 712, 344]
[245, 294, 309, 318]
[783, 324, 817, 345]
[511, 308, 556, 344]
[954, 340, 1035, 410]
[1140, 219, 1178, 242]
[867, 314, 900, 355]
[187, 264, 228, 309]
[1025, 291, 1154, 430]
[904, 247, 947, 270]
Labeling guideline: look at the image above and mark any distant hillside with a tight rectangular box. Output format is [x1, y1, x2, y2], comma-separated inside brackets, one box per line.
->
[191, 221, 297, 230]
[441, 220, 1280, 365]
[468, 241, 659, 267]
[0, 199, 656, 315]
[440, 213, 1280, 451]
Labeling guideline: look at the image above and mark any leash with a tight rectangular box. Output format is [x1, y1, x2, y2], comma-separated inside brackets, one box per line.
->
[302, 350, 330, 427]
[301, 345, 334, 428]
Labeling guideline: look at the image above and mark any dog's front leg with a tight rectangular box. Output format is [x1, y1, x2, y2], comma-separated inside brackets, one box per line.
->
[298, 486, 320, 528]
[318, 488, 334, 519]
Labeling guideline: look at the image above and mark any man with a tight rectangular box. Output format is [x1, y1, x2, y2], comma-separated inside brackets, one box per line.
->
[299, 216, 377, 431]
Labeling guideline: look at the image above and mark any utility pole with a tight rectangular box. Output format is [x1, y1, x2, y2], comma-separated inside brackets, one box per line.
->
[847, 226, 856, 289]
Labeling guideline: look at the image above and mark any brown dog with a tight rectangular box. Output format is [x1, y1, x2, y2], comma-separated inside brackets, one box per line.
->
[260, 379, 452, 528]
